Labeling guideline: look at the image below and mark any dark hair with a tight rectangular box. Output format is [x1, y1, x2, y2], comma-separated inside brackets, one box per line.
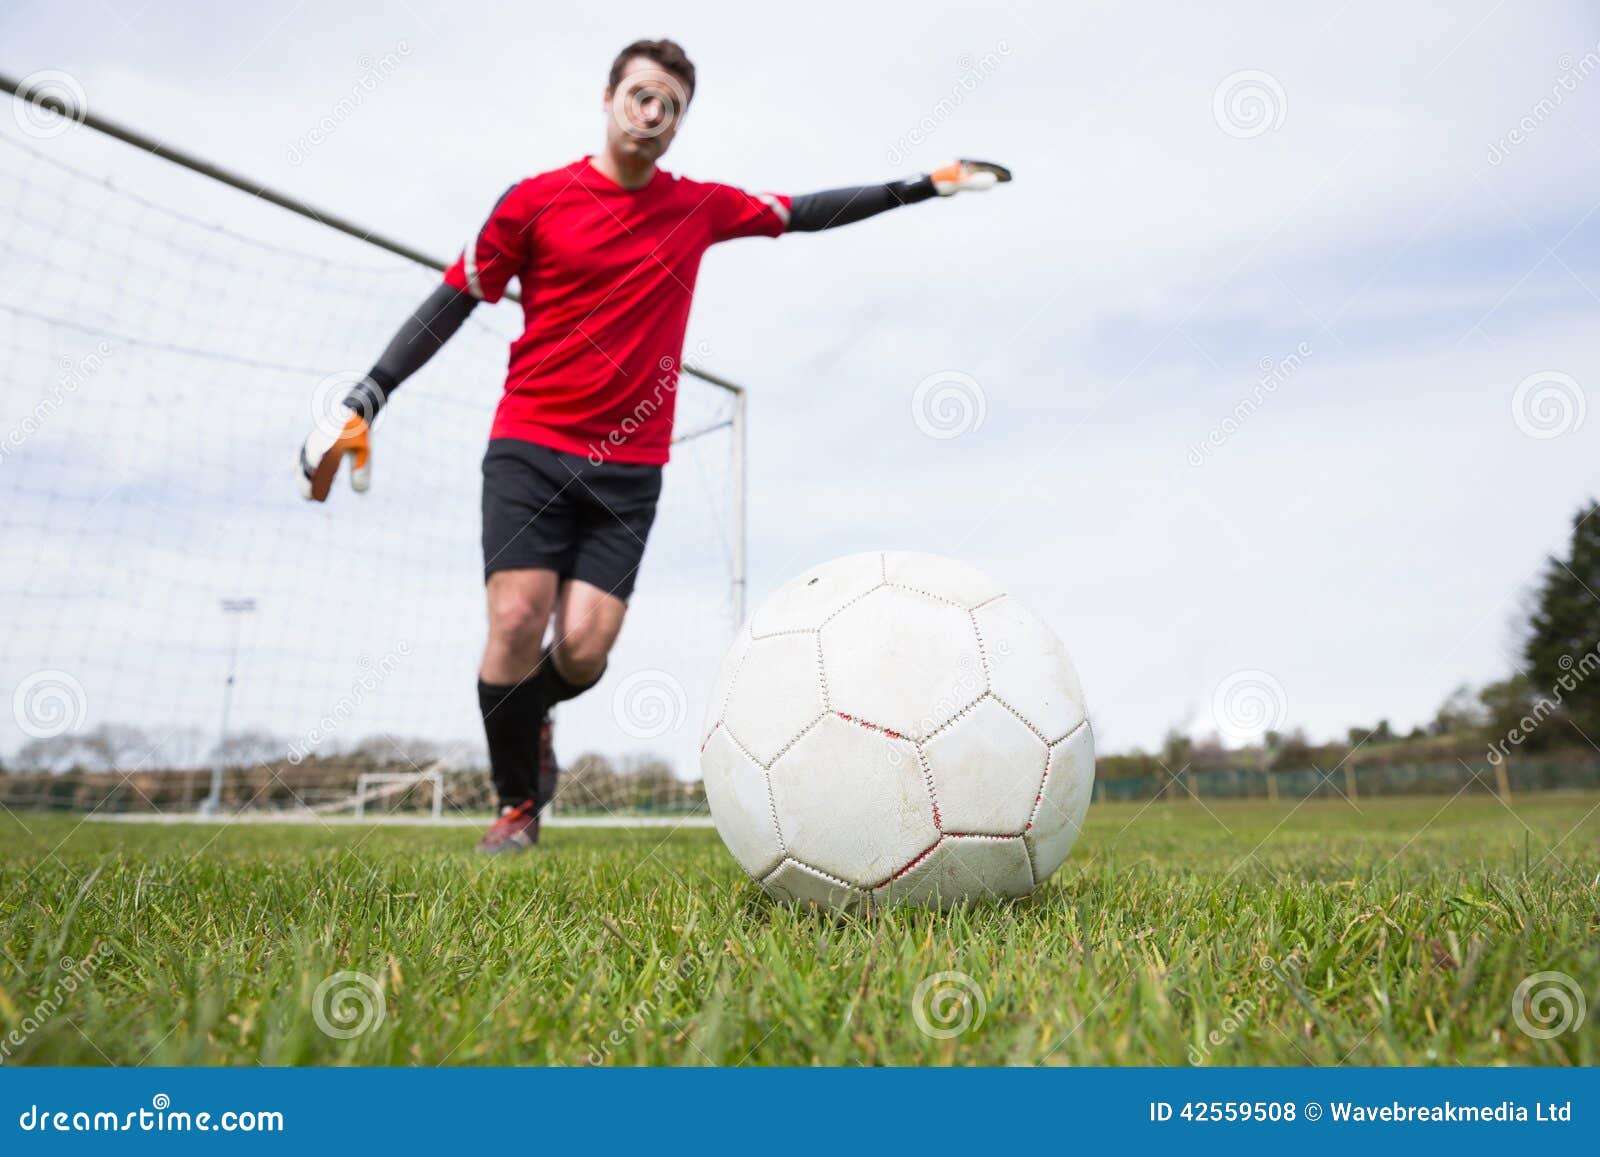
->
[608, 38, 696, 101]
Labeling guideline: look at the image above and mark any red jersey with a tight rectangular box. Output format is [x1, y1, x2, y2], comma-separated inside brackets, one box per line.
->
[443, 159, 792, 465]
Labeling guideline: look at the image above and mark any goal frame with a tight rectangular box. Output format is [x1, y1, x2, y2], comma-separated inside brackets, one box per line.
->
[353, 770, 443, 820]
[0, 69, 748, 627]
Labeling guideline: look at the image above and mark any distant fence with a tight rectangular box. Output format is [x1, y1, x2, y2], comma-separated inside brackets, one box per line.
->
[0, 762, 490, 816]
[3, 756, 1597, 816]
[1095, 757, 1600, 803]
[0, 763, 707, 817]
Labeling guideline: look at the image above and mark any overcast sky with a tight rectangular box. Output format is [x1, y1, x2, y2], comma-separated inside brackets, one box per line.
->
[3, 0, 1599, 764]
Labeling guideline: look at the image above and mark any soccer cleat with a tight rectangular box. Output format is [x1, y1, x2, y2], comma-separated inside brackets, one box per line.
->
[537, 715, 560, 816]
[297, 404, 371, 502]
[930, 159, 1013, 196]
[476, 800, 540, 853]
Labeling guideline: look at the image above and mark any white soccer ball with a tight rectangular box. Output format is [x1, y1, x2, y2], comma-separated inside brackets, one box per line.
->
[699, 551, 1094, 910]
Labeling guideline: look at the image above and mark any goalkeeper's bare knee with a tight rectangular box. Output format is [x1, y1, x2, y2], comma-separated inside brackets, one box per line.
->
[483, 572, 557, 680]
[552, 632, 611, 688]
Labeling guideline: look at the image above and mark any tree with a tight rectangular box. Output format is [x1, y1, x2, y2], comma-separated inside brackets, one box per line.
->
[12, 735, 78, 774]
[210, 729, 290, 768]
[1159, 727, 1193, 769]
[80, 724, 157, 771]
[1429, 684, 1484, 736]
[346, 735, 443, 769]
[12, 724, 154, 774]
[1097, 749, 1161, 782]
[1478, 675, 1539, 747]
[1188, 733, 1230, 771]
[1524, 499, 1600, 743]
[156, 726, 213, 770]
[561, 752, 620, 813]
[1267, 728, 1314, 770]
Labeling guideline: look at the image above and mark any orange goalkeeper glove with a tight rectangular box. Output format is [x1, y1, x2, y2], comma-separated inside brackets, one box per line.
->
[929, 159, 1013, 195]
[297, 404, 371, 502]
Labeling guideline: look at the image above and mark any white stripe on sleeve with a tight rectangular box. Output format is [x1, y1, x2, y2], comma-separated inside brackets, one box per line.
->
[461, 237, 485, 300]
[757, 193, 790, 228]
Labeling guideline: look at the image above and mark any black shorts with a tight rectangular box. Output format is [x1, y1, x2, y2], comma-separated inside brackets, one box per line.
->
[481, 438, 663, 601]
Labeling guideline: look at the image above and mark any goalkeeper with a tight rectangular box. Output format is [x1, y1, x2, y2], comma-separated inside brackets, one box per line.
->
[299, 37, 1010, 852]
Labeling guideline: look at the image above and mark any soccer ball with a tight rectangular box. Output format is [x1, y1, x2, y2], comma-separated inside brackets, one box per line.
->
[699, 551, 1094, 910]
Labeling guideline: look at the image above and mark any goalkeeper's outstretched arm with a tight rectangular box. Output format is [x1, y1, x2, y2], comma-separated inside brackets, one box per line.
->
[297, 282, 478, 501]
[785, 159, 1011, 233]
[345, 283, 478, 418]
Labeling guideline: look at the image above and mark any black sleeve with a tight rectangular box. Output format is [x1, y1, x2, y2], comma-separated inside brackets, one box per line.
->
[785, 175, 937, 233]
[342, 281, 480, 417]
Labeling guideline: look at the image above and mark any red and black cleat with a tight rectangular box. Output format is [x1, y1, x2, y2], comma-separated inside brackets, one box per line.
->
[476, 800, 540, 853]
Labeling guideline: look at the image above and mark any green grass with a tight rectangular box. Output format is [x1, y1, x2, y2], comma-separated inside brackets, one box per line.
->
[1, 794, 1597, 1066]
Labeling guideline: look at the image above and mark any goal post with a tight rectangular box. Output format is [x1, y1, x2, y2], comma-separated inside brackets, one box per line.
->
[0, 74, 743, 821]
[353, 769, 442, 820]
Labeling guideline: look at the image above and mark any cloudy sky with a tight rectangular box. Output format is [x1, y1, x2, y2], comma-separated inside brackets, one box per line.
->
[2, 0, 1599, 767]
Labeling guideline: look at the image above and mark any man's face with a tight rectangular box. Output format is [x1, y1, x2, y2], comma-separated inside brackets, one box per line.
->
[604, 56, 689, 165]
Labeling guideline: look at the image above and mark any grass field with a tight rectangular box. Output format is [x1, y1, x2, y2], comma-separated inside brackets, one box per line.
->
[1, 793, 1597, 1066]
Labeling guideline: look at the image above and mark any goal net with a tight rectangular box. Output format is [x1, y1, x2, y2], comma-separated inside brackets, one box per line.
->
[0, 100, 738, 822]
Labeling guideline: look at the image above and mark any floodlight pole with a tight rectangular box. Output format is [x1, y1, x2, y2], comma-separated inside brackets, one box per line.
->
[202, 597, 256, 815]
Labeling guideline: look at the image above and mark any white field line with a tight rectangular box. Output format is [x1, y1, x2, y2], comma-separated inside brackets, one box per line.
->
[83, 812, 715, 829]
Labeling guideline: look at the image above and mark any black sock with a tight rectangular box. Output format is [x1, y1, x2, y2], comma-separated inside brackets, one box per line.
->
[478, 678, 543, 809]
[533, 645, 604, 708]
